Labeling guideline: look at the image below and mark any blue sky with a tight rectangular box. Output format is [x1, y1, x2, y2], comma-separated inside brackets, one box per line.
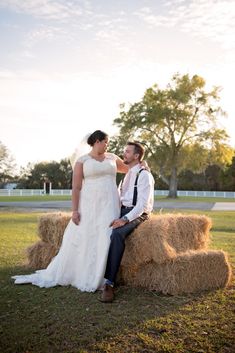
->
[1, 0, 235, 168]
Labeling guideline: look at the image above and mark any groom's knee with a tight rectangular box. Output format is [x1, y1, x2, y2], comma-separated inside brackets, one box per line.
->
[110, 228, 125, 244]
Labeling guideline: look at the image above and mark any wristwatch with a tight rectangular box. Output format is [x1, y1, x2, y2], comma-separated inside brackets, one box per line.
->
[121, 215, 129, 223]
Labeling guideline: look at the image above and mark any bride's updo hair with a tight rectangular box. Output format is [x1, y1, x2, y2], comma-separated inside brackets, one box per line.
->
[87, 130, 108, 146]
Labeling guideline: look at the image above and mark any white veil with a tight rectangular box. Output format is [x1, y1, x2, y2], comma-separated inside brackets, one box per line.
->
[70, 133, 92, 169]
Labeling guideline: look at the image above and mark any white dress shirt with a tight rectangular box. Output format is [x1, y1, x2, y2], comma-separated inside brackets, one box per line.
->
[120, 164, 155, 222]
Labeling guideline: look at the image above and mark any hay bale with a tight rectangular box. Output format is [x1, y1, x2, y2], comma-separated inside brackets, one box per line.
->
[37, 212, 71, 248]
[121, 214, 211, 268]
[27, 213, 71, 269]
[26, 212, 232, 295]
[26, 241, 58, 269]
[121, 250, 232, 295]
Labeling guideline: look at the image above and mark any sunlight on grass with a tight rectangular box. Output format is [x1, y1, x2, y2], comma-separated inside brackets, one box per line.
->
[1, 195, 235, 202]
[0, 195, 71, 202]
[0, 209, 234, 353]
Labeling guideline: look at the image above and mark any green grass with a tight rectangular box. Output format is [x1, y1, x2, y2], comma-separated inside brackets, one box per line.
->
[1, 195, 235, 202]
[0, 210, 234, 353]
[0, 195, 235, 202]
[155, 196, 235, 202]
[0, 195, 71, 202]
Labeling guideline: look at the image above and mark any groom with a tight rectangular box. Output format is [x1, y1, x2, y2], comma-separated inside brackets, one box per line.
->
[100, 141, 155, 303]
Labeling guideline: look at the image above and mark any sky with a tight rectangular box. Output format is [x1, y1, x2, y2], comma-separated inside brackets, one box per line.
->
[1, 0, 235, 170]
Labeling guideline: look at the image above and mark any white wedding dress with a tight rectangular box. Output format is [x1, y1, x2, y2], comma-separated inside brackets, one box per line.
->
[12, 153, 120, 292]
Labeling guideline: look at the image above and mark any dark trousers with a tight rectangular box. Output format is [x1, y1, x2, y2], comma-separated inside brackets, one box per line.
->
[104, 207, 148, 284]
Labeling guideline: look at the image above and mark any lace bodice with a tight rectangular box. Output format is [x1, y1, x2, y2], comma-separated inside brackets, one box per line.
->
[78, 153, 117, 180]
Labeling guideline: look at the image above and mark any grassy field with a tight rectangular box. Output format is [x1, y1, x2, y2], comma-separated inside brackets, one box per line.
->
[156, 196, 235, 202]
[0, 210, 234, 353]
[0, 195, 71, 202]
[0, 195, 235, 202]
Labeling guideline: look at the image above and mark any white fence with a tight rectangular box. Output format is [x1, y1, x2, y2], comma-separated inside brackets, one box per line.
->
[0, 189, 45, 196]
[0, 189, 72, 196]
[155, 190, 235, 198]
[0, 189, 235, 198]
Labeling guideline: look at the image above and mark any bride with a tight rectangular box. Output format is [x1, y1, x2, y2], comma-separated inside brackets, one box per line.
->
[12, 130, 129, 292]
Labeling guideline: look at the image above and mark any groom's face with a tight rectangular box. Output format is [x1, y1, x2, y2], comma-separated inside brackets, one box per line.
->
[123, 145, 139, 164]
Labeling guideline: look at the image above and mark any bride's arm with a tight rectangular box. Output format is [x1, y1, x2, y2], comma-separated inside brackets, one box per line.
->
[115, 155, 150, 173]
[115, 156, 129, 173]
[71, 162, 83, 224]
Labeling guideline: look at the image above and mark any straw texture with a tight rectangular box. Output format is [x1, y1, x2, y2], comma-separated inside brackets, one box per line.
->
[37, 213, 70, 248]
[26, 241, 58, 269]
[121, 214, 211, 267]
[25, 212, 232, 294]
[120, 250, 232, 295]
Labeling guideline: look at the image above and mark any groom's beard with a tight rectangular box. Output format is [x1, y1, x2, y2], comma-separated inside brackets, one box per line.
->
[124, 158, 135, 165]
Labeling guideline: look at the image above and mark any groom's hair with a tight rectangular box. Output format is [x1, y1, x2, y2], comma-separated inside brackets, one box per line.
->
[127, 141, 145, 161]
[87, 130, 108, 146]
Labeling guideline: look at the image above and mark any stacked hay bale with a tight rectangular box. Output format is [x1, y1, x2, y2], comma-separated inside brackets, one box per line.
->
[27, 213, 71, 268]
[26, 212, 232, 295]
[119, 214, 232, 294]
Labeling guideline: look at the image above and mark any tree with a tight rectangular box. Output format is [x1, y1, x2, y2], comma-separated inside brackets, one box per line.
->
[0, 141, 17, 186]
[205, 164, 223, 191]
[112, 73, 233, 197]
[220, 154, 235, 191]
[17, 159, 72, 189]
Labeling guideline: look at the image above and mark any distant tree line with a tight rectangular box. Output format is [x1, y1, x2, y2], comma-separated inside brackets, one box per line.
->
[0, 141, 17, 187]
[16, 160, 73, 189]
[0, 141, 72, 189]
[0, 141, 234, 192]
[154, 158, 235, 191]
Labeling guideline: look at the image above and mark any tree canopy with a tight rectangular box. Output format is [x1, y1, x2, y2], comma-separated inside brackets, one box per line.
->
[17, 159, 72, 189]
[0, 141, 16, 186]
[111, 73, 233, 197]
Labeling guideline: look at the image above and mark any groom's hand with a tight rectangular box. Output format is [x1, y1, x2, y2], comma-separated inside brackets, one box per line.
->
[140, 160, 150, 171]
[110, 218, 127, 229]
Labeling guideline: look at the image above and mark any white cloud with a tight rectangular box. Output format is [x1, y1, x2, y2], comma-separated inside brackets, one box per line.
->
[94, 14, 131, 52]
[24, 25, 68, 47]
[134, 7, 176, 27]
[0, 0, 129, 49]
[135, 0, 235, 51]
[0, 0, 86, 21]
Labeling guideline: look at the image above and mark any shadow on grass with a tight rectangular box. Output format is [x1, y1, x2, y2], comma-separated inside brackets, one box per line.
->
[1, 264, 231, 353]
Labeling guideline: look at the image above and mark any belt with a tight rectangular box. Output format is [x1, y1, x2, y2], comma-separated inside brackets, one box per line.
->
[121, 205, 134, 210]
[121, 205, 148, 217]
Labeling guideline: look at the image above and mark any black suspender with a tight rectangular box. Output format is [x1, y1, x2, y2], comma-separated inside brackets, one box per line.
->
[120, 168, 146, 206]
[132, 168, 145, 206]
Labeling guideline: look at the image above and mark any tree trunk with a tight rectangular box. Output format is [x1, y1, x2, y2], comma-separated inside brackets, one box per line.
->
[159, 167, 169, 186]
[168, 166, 178, 198]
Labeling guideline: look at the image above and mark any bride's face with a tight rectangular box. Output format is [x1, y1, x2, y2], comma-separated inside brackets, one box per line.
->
[97, 137, 109, 153]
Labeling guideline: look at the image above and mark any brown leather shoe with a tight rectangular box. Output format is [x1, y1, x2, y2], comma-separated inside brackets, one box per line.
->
[99, 284, 114, 303]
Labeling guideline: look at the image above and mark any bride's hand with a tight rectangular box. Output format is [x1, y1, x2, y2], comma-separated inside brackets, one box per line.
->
[72, 211, 80, 225]
[140, 160, 150, 171]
